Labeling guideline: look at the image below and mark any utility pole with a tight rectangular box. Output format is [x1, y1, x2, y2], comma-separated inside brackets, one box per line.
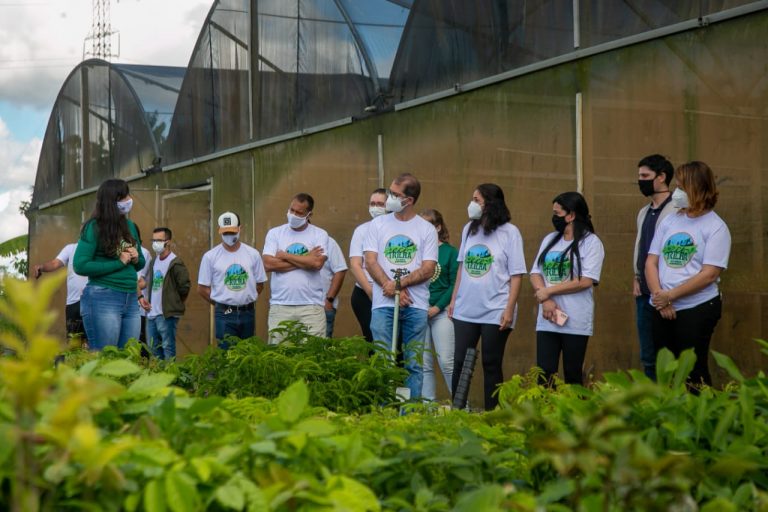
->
[83, 0, 119, 61]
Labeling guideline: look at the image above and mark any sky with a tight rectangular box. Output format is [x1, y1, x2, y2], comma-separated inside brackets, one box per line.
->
[0, 0, 212, 245]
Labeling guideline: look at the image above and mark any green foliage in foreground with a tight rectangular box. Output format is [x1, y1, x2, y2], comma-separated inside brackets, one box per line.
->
[1, 277, 768, 511]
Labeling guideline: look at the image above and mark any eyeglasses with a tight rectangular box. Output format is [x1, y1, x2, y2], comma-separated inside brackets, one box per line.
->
[388, 190, 407, 200]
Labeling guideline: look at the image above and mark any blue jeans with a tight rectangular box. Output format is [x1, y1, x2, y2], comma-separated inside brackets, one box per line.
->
[215, 305, 255, 350]
[80, 284, 141, 351]
[147, 315, 179, 360]
[325, 307, 337, 338]
[636, 294, 656, 380]
[371, 306, 428, 399]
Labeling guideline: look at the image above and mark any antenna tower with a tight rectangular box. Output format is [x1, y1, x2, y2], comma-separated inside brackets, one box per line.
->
[83, 0, 119, 60]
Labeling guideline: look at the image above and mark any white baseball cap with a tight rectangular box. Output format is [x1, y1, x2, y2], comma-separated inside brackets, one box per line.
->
[217, 212, 240, 233]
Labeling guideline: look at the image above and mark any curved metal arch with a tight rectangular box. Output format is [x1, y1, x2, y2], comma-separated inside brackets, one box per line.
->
[331, 0, 381, 97]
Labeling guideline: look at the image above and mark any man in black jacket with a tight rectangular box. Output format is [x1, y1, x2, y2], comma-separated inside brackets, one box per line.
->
[139, 227, 191, 360]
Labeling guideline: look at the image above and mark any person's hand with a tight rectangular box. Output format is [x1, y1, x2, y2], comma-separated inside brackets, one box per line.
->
[447, 300, 455, 319]
[659, 304, 676, 320]
[324, 298, 334, 312]
[119, 251, 133, 265]
[541, 299, 557, 322]
[499, 308, 514, 331]
[126, 246, 139, 263]
[382, 280, 396, 297]
[651, 290, 673, 310]
[276, 250, 288, 260]
[138, 296, 151, 312]
[534, 287, 551, 303]
[399, 288, 412, 308]
[33, 264, 43, 279]
[427, 305, 440, 319]
[632, 277, 641, 297]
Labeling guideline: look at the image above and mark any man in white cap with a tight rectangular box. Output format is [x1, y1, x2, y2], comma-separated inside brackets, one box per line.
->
[262, 192, 329, 342]
[198, 211, 268, 348]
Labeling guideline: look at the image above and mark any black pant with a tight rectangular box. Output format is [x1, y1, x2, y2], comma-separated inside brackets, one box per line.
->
[65, 301, 86, 341]
[351, 286, 373, 343]
[536, 331, 589, 385]
[651, 295, 721, 387]
[452, 318, 511, 411]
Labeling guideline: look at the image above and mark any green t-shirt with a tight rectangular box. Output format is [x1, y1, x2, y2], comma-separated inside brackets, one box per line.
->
[429, 242, 459, 311]
[73, 219, 145, 293]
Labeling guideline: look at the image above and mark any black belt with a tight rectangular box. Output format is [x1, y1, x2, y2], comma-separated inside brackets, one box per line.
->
[215, 302, 254, 312]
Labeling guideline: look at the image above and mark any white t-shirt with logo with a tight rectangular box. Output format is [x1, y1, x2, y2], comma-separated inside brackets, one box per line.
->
[138, 246, 151, 317]
[321, 237, 348, 309]
[198, 243, 267, 306]
[56, 243, 88, 305]
[530, 232, 605, 336]
[262, 223, 330, 306]
[648, 210, 730, 311]
[453, 223, 527, 326]
[363, 213, 438, 311]
[349, 220, 373, 289]
[148, 253, 176, 318]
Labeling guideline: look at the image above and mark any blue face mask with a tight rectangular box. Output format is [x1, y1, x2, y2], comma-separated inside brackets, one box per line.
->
[117, 197, 133, 215]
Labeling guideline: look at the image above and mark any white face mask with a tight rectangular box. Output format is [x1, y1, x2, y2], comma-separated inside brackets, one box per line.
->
[671, 188, 689, 208]
[369, 206, 386, 218]
[385, 194, 407, 213]
[287, 211, 309, 229]
[467, 201, 483, 220]
[116, 197, 133, 215]
[152, 241, 167, 254]
[222, 233, 239, 246]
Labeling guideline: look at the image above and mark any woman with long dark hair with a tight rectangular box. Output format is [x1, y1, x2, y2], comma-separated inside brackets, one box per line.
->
[74, 179, 145, 350]
[530, 192, 604, 385]
[645, 161, 730, 388]
[448, 184, 526, 410]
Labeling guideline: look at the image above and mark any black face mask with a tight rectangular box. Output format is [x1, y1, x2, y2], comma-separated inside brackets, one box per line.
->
[638, 179, 655, 197]
[551, 214, 568, 233]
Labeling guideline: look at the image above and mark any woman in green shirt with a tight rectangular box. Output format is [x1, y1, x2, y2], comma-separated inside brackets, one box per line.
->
[419, 209, 459, 401]
[74, 179, 145, 350]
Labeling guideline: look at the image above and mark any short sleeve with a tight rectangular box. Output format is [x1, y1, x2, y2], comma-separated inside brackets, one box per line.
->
[262, 228, 278, 257]
[505, 225, 527, 276]
[328, 238, 348, 272]
[349, 224, 365, 258]
[252, 249, 268, 283]
[422, 224, 438, 262]
[456, 224, 469, 262]
[529, 235, 550, 275]
[648, 215, 672, 256]
[580, 235, 605, 282]
[197, 252, 212, 286]
[56, 244, 73, 266]
[363, 217, 380, 254]
[138, 248, 151, 279]
[702, 222, 731, 269]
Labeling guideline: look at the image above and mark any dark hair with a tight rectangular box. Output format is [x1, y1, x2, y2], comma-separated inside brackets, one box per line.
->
[537, 191, 595, 281]
[83, 179, 136, 255]
[153, 227, 172, 240]
[676, 161, 718, 216]
[638, 154, 674, 186]
[393, 173, 421, 203]
[420, 208, 449, 242]
[293, 193, 315, 211]
[372, 188, 387, 196]
[468, 183, 511, 236]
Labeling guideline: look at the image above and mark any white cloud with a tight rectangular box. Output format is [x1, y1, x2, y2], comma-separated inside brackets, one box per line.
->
[0, 0, 212, 245]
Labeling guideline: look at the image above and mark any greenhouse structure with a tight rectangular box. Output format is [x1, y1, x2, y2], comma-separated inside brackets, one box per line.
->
[28, 0, 768, 390]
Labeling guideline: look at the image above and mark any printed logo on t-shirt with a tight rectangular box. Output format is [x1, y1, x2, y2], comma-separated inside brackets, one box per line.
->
[464, 244, 494, 278]
[224, 263, 249, 291]
[662, 232, 697, 268]
[152, 270, 164, 291]
[542, 251, 571, 284]
[286, 243, 310, 256]
[384, 235, 416, 265]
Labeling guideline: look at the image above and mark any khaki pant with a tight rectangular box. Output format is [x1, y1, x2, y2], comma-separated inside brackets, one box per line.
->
[268, 304, 326, 344]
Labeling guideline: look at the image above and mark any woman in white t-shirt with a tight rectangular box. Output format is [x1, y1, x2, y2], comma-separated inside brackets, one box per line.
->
[645, 161, 731, 388]
[530, 192, 604, 386]
[448, 183, 526, 410]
